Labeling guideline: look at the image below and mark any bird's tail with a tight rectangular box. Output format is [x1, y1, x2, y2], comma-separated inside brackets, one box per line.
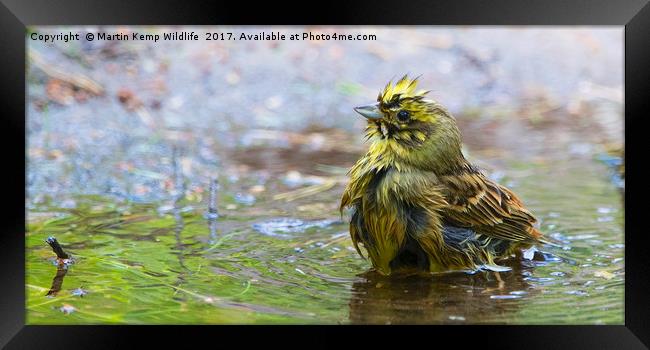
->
[531, 227, 563, 248]
[539, 235, 563, 248]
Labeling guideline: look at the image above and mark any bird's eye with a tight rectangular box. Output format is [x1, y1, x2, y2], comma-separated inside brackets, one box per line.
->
[397, 110, 410, 122]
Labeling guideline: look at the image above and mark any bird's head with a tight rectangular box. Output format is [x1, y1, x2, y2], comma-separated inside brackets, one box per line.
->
[354, 75, 464, 171]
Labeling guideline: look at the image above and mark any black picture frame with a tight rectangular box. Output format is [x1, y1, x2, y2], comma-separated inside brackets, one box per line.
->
[1, 0, 648, 348]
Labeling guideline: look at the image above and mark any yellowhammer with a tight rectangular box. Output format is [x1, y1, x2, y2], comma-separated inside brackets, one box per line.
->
[341, 75, 554, 275]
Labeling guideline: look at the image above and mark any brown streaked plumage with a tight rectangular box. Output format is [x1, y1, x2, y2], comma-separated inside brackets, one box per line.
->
[341, 75, 553, 275]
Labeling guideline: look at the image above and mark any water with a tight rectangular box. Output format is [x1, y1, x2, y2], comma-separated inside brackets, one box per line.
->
[26, 157, 624, 324]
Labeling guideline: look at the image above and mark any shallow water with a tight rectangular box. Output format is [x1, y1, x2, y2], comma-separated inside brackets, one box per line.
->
[26, 156, 624, 325]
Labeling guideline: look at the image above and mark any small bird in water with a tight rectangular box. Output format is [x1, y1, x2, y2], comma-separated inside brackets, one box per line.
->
[341, 75, 554, 275]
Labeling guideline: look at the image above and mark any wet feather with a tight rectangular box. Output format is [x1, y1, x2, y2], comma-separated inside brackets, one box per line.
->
[341, 75, 550, 275]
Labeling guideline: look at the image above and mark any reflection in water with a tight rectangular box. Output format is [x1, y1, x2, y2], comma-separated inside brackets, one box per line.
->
[172, 206, 189, 271]
[349, 261, 535, 324]
[171, 145, 191, 300]
[44, 237, 72, 297]
[207, 178, 220, 243]
[46, 264, 68, 297]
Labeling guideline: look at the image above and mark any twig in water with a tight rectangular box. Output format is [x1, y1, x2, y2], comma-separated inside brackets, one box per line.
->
[46, 236, 70, 259]
[44, 236, 72, 296]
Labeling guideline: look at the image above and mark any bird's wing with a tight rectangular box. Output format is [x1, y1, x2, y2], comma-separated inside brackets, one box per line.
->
[439, 171, 543, 243]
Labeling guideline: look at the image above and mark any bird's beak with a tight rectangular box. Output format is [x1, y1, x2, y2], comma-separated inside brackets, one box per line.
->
[354, 104, 383, 120]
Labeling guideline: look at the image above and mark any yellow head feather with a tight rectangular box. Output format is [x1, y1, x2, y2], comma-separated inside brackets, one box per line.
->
[377, 74, 429, 107]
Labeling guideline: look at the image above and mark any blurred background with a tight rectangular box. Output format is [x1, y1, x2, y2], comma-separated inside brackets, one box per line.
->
[27, 26, 623, 205]
[26, 26, 625, 325]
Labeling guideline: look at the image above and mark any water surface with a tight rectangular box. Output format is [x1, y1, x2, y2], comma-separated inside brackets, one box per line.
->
[26, 156, 624, 324]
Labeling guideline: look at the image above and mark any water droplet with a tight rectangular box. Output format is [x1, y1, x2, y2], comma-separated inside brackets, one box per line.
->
[490, 295, 521, 299]
[252, 218, 337, 237]
[510, 290, 528, 295]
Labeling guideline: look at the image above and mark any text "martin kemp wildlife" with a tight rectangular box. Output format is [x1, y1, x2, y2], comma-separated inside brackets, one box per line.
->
[97, 31, 201, 42]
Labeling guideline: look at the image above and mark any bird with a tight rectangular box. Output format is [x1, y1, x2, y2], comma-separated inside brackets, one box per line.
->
[340, 75, 555, 275]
